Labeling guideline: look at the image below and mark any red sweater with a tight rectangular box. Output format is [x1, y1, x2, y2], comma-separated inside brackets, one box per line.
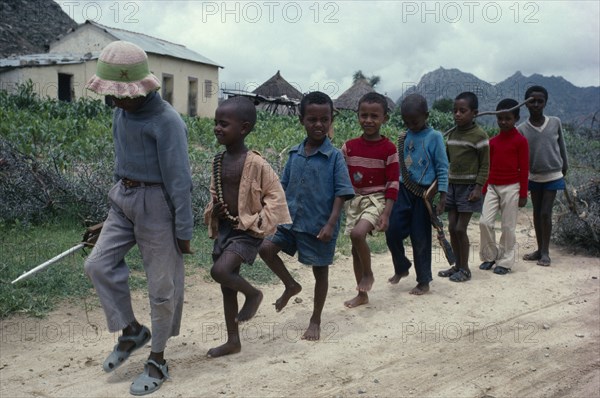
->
[341, 136, 399, 200]
[484, 127, 529, 198]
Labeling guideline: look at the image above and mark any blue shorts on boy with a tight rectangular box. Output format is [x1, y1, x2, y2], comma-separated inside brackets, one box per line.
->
[270, 137, 354, 266]
[445, 183, 483, 212]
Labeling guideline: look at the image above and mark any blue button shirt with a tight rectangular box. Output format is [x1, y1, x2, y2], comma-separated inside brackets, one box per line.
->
[281, 137, 354, 238]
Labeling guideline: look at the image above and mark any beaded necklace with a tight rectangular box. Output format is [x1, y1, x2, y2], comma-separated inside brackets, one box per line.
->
[213, 151, 240, 225]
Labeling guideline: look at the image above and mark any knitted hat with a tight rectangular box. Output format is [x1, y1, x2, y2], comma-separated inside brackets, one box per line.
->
[86, 41, 160, 98]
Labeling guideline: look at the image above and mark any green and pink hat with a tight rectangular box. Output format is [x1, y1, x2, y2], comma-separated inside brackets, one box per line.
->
[86, 41, 160, 98]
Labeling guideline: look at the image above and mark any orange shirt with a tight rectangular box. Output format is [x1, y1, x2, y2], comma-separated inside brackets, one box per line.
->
[204, 151, 291, 239]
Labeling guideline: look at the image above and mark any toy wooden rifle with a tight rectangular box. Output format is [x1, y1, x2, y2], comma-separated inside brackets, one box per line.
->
[11, 223, 103, 284]
[397, 133, 456, 265]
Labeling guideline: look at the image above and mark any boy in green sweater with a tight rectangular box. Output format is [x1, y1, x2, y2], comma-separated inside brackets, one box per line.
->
[439, 92, 489, 282]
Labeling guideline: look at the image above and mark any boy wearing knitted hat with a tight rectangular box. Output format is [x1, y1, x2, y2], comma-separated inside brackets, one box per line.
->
[84, 40, 193, 396]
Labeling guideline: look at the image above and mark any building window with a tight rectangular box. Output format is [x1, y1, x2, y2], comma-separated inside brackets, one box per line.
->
[204, 79, 213, 98]
[162, 73, 174, 104]
[58, 73, 73, 102]
[188, 77, 198, 116]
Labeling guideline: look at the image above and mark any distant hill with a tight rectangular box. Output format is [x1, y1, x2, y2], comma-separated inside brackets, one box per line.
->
[399, 67, 600, 126]
[0, 0, 77, 57]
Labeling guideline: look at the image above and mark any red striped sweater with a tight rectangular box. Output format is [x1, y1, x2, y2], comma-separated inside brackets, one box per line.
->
[341, 136, 399, 200]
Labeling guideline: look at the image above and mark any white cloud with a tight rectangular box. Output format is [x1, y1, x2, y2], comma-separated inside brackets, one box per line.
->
[55, 0, 600, 100]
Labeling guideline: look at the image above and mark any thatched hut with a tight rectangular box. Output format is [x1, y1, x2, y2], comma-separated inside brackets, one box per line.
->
[251, 71, 302, 115]
[334, 79, 396, 112]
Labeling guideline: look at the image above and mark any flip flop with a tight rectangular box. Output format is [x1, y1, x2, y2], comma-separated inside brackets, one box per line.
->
[438, 267, 459, 277]
[103, 325, 151, 372]
[493, 266, 510, 275]
[479, 261, 495, 270]
[523, 252, 541, 261]
[537, 259, 551, 267]
[449, 268, 471, 282]
[130, 359, 170, 396]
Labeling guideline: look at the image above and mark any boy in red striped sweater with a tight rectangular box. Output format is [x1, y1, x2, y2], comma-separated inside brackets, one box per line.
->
[341, 92, 399, 308]
[479, 98, 529, 275]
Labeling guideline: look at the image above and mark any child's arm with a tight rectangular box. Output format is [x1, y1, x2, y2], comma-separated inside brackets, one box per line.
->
[432, 132, 449, 215]
[376, 198, 395, 232]
[203, 174, 220, 238]
[317, 196, 345, 242]
[557, 118, 569, 176]
[518, 137, 530, 206]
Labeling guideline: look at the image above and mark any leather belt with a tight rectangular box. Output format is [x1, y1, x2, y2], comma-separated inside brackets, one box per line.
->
[121, 178, 163, 188]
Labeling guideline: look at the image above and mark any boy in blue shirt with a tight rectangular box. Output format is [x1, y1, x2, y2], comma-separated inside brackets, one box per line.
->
[259, 91, 355, 341]
[385, 94, 449, 295]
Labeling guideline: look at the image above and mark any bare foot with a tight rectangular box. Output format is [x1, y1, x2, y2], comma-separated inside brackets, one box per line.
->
[523, 250, 541, 261]
[301, 321, 320, 341]
[236, 291, 263, 323]
[388, 271, 409, 284]
[274, 283, 302, 312]
[357, 274, 374, 292]
[206, 341, 241, 358]
[344, 293, 369, 308]
[537, 255, 551, 267]
[409, 283, 430, 295]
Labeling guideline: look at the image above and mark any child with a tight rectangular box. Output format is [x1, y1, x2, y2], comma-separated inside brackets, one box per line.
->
[479, 99, 529, 274]
[341, 92, 398, 308]
[438, 92, 489, 282]
[518, 86, 569, 267]
[385, 93, 449, 295]
[83, 41, 193, 396]
[258, 91, 355, 340]
[204, 96, 291, 357]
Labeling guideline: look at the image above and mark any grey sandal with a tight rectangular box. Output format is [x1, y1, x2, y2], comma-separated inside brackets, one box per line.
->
[103, 325, 151, 372]
[130, 359, 170, 396]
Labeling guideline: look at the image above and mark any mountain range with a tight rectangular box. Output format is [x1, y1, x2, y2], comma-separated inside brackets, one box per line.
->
[399, 67, 600, 126]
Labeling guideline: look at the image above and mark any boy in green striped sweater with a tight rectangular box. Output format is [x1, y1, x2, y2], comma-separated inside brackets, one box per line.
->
[438, 92, 489, 282]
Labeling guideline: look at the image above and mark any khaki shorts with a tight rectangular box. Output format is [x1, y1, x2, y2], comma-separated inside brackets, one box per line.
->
[344, 192, 386, 235]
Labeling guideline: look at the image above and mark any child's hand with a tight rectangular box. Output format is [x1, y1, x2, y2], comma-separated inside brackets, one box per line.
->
[316, 223, 334, 242]
[518, 197, 527, 207]
[213, 201, 229, 219]
[177, 239, 194, 254]
[436, 192, 447, 216]
[468, 185, 482, 202]
[376, 214, 390, 232]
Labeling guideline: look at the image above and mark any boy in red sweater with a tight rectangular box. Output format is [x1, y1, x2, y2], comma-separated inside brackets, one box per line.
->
[341, 92, 399, 307]
[479, 99, 529, 275]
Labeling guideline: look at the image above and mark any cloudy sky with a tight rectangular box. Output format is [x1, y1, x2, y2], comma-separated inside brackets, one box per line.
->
[56, 0, 600, 101]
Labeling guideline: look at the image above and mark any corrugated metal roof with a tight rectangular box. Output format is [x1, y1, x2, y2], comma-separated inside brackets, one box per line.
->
[0, 52, 98, 68]
[87, 21, 222, 68]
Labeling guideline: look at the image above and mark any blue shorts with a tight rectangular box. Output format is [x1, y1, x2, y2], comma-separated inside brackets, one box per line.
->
[445, 183, 483, 213]
[528, 178, 565, 191]
[268, 226, 336, 267]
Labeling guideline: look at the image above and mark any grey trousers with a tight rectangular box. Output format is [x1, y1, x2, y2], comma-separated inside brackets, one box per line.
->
[84, 182, 184, 352]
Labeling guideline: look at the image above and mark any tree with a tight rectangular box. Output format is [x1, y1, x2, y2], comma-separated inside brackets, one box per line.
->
[353, 70, 380, 88]
[432, 98, 454, 113]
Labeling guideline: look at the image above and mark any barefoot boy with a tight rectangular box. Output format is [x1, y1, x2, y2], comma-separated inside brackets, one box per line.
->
[204, 97, 291, 357]
[518, 85, 568, 267]
[341, 92, 398, 308]
[385, 94, 449, 295]
[259, 91, 355, 340]
[438, 92, 489, 282]
[479, 99, 529, 275]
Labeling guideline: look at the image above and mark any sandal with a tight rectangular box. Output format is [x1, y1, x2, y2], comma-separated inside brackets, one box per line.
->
[103, 325, 151, 372]
[449, 268, 471, 282]
[438, 267, 459, 277]
[493, 266, 510, 275]
[479, 261, 495, 270]
[523, 251, 541, 261]
[130, 359, 169, 396]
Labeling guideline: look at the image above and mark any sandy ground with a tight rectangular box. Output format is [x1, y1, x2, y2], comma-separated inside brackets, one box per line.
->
[1, 210, 599, 398]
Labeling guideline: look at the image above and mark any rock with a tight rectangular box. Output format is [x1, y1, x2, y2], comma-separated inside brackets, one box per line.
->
[433, 373, 438, 377]
[358, 389, 366, 394]
[545, 353, 550, 357]
[543, 324, 550, 330]
[575, 333, 584, 338]
[294, 297, 303, 304]
[373, 379, 379, 383]
[530, 367, 537, 371]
